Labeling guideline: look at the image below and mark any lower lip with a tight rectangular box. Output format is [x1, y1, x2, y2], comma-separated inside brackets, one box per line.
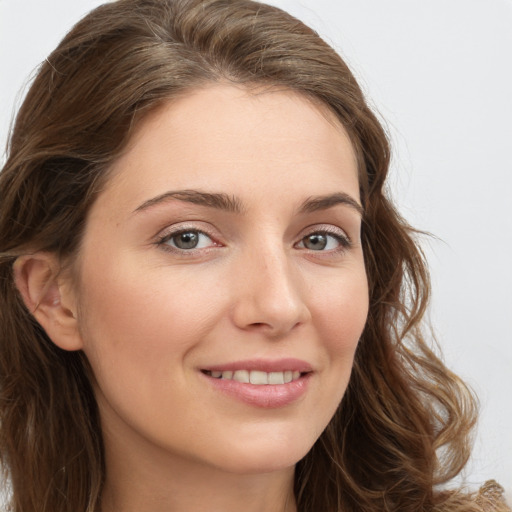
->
[201, 372, 311, 408]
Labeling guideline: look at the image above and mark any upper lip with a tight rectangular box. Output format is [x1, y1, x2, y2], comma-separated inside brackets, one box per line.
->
[201, 358, 313, 373]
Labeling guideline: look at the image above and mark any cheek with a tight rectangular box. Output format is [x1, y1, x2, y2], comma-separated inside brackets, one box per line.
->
[75, 264, 215, 438]
[79, 254, 216, 340]
[75, 254, 220, 392]
[313, 265, 369, 348]
[292, 268, 368, 444]
[310, 265, 368, 401]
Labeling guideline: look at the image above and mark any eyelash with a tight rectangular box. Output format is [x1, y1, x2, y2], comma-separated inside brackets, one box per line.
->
[155, 227, 220, 255]
[295, 227, 351, 254]
[154, 225, 351, 255]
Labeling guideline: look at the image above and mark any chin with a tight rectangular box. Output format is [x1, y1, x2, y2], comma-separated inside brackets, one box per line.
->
[204, 433, 315, 475]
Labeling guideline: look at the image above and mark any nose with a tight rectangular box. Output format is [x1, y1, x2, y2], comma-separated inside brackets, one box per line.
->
[230, 244, 311, 338]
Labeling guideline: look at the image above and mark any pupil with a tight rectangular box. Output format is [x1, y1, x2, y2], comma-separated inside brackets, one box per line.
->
[175, 232, 199, 249]
[305, 234, 327, 250]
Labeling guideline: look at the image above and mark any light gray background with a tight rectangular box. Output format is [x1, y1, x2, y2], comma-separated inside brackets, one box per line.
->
[1, 0, 511, 499]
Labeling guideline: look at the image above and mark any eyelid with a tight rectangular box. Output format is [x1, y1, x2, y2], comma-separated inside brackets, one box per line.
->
[154, 223, 223, 254]
[152, 221, 353, 256]
[294, 224, 352, 253]
[298, 224, 351, 243]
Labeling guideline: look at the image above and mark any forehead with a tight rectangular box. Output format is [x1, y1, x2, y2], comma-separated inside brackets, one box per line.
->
[95, 84, 360, 216]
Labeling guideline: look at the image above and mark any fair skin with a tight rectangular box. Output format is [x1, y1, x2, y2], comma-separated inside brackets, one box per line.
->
[16, 85, 368, 512]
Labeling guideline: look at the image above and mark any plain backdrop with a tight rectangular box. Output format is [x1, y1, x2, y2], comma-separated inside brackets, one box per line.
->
[1, 0, 511, 499]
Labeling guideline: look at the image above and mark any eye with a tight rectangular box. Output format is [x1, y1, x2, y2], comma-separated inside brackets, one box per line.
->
[158, 229, 215, 251]
[296, 231, 349, 251]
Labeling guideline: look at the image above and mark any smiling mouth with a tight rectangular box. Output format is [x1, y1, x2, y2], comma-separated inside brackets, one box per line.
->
[201, 369, 305, 385]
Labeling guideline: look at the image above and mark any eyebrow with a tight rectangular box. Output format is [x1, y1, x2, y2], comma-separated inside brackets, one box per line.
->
[133, 190, 243, 214]
[298, 193, 364, 217]
[133, 189, 363, 217]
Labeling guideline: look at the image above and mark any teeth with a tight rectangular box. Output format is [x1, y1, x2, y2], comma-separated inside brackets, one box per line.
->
[206, 369, 304, 385]
[250, 370, 268, 385]
[268, 372, 284, 384]
[233, 370, 249, 383]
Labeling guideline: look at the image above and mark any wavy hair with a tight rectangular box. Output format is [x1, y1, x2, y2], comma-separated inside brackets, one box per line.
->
[0, 1, 508, 511]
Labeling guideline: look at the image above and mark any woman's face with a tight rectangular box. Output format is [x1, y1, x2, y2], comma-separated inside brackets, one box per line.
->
[73, 85, 368, 475]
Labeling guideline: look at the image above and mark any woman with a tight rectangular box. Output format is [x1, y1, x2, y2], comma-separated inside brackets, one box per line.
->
[0, 0, 508, 511]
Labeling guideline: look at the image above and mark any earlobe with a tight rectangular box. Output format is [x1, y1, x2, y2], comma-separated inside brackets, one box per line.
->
[13, 253, 83, 351]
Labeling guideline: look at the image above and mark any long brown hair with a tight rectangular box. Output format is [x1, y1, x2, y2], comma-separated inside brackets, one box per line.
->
[0, 1, 508, 511]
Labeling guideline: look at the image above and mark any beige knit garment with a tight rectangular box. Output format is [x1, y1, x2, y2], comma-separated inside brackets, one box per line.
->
[476, 481, 511, 512]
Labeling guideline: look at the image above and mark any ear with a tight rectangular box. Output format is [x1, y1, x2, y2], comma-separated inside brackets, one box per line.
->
[13, 253, 83, 351]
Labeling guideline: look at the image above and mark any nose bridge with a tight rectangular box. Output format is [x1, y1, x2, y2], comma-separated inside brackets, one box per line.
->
[231, 235, 310, 335]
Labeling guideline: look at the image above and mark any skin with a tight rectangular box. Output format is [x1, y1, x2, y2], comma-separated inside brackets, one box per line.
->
[19, 85, 369, 512]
